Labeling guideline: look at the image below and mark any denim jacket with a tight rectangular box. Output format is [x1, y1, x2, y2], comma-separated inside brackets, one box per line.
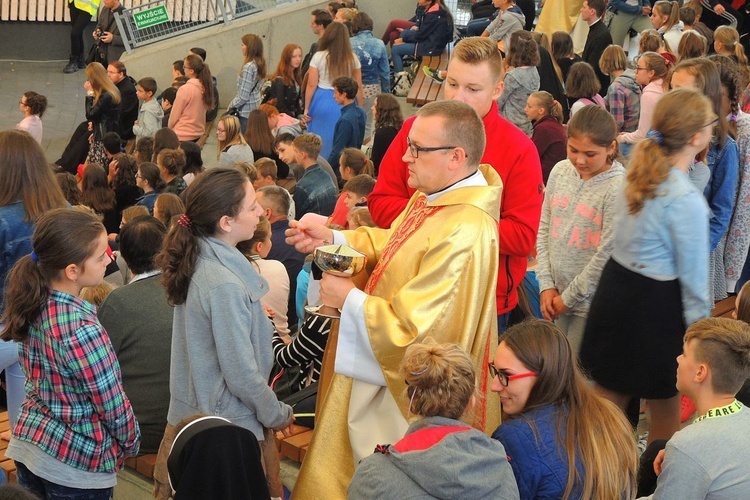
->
[611, 168, 711, 326]
[350, 31, 391, 91]
[703, 137, 739, 250]
[293, 164, 338, 219]
[608, 0, 647, 15]
[0, 201, 33, 313]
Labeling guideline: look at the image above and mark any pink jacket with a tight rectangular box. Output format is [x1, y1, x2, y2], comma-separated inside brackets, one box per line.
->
[168, 79, 207, 141]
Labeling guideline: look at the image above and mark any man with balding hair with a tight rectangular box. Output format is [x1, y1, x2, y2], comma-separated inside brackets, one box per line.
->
[287, 99, 502, 498]
[258, 185, 304, 330]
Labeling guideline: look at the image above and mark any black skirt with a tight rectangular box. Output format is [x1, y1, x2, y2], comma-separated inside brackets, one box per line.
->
[579, 258, 685, 399]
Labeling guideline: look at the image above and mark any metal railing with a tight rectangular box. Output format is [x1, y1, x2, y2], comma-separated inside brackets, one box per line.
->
[115, 0, 297, 54]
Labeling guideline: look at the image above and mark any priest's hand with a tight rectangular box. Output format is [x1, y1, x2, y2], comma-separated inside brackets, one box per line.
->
[320, 273, 356, 310]
[285, 219, 334, 254]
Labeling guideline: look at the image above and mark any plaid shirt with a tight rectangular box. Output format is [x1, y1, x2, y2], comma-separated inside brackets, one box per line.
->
[605, 72, 641, 133]
[14, 290, 140, 473]
[229, 61, 261, 118]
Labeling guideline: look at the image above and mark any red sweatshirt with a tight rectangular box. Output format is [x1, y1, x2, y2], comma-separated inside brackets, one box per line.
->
[369, 102, 543, 314]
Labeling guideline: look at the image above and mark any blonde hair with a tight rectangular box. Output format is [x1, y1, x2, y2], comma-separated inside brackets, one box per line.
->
[80, 281, 115, 307]
[85, 63, 121, 105]
[217, 115, 248, 159]
[599, 44, 628, 75]
[450, 37, 504, 83]
[639, 29, 669, 54]
[653, 1, 681, 36]
[122, 205, 149, 225]
[401, 343, 476, 420]
[714, 26, 750, 88]
[529, 91, 564, 123]
[625, 88, 713, 214]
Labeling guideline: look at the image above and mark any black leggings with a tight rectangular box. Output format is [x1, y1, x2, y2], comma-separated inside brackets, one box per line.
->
[69, 2, 92, 58]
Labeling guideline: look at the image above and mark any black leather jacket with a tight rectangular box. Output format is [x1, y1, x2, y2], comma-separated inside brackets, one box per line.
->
[86, 90, 121, 141]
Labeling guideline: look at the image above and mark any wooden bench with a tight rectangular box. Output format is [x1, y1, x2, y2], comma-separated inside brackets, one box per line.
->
[0, 412, 15, 484]
[712, 296, 737, 318]
[125, 453, 158, 479]
[275, 318, 340, 463]
[406, 45, 452, 107]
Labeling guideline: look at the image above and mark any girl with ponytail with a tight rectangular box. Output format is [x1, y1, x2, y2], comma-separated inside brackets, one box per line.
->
[581, 88, 715, 446]
[152, 168, 293, 499]
[1, 208, 140, 497]
[713, 26, 750, 90]
[650, 1, 684, 53]
[525, 90, 566, 183]
[349, 342, 520, 498]
[168, 54, 215, 142]
[671, 57, 739, 302]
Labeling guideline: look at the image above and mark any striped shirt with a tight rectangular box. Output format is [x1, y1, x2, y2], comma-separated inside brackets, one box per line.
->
[13, 290, 140, 473]
[272, 314, 331, 391]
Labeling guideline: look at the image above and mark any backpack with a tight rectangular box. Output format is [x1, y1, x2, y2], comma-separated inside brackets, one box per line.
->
[260, 79, 273, 104]
[393, 71, 413, 97]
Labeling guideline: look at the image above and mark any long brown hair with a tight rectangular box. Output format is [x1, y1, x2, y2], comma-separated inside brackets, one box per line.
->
[111, 153, 138, 190]
[240, 34, 267, 79]
[374, 93, 404, 131]
[318, 22, 358, 81]
[85, 62, 121, 105]
[671, 57, 729, 146]
[184, 54, 215, 109]
[80, 163, 116, 212]
[245, 109, 275, 155]
[340, 148, 374, 176]
[157, 169, 249, 305]
[0, 130, 66, 220]
[625, 88, 713, 214]
[271, 43, 303, 87]
[501, 320, 638, 500]
[1, 209, 105, 342]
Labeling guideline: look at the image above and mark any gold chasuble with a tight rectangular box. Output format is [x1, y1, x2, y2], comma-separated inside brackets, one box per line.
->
[535, 0, 585, 40]
[292, 165, 503, 499]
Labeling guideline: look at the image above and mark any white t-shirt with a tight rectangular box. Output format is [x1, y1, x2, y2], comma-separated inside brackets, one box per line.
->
[310, 50, 361, 90]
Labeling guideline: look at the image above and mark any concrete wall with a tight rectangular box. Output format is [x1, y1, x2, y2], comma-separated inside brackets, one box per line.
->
[120, 0, 415, 107]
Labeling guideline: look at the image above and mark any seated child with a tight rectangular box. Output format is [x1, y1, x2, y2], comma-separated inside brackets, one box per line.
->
[347, 206, 375, 229]
[343, 173, 375, 210]
[253, 157, 278, 189]
[640, 318, 750, 499]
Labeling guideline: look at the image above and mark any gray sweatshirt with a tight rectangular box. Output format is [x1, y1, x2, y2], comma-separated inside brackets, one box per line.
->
[348, 416, 520, 499]
[486, 6, 525, 47]
[641, 402, 750, 500]
[168, 236, 293, 440]
[498, 66, 540, 136]
[536, 159, 625, 315]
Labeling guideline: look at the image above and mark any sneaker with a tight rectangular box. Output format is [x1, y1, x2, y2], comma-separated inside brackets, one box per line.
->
[423, 66, 445, 83]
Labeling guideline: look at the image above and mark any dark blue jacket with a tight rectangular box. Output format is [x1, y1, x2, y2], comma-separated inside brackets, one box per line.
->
[492, 404, 584, 499]
[0, 201, 34, 313]
[293, 164, 338, 219]
[267, 218, 306, 328]
[328, 102, 366, 171]
[400, 3, 453, 57]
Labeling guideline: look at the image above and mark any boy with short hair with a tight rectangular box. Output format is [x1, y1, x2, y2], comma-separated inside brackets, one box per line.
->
[329, 76, 366, 176]
[275, 133, 339, 187]
[643, 318, 750, 499]
[254, 158, 278, 189]
[292, 134, 338, 219]
[160, 87, 177, 128]
[342, 174, 376, 209]
[682, 1, 714, 47]
[133, 77, 164, 140]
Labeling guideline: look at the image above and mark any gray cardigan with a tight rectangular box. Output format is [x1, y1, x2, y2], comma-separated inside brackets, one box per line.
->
[167, 236, 292, 440]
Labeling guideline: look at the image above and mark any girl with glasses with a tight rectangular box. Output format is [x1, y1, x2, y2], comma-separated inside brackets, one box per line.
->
[492, 320, 637, 499]
[16, 91, 47, 145]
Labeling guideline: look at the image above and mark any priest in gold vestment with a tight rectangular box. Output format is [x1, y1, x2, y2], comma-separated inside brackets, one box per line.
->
[286, 100, 503, 499]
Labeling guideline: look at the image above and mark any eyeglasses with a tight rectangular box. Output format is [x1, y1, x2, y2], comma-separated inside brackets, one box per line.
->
[487, 363, 538, 387]
[634, 66, 648, 72]
[406, 137, 457, 158]
[135, 173, 142, 179]
[19, 101, 27, 105]
[704, 115, 719, 128]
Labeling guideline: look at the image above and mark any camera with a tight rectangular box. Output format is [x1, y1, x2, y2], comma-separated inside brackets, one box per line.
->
[94, 28, 103, 39]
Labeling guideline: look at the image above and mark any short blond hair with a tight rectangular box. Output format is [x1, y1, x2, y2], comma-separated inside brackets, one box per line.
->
[293, 133, 323, 159]
[451, 37, 504, 83]
[685, 318, 750, 394]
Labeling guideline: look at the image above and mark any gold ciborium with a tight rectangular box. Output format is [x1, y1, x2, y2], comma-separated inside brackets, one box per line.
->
[305, 244, 367, 319]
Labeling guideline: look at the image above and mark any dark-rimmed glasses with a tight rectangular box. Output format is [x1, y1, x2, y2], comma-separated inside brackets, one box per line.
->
[406, 137, 456, 158]
[488, 363, 538, 387]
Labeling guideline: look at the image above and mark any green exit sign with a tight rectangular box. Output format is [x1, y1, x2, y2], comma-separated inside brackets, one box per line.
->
[133, 5, 170, 29]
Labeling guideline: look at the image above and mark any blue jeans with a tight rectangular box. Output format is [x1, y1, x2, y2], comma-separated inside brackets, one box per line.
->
[466, 17, 491, 36]
[238, 115, 248, 134]
[16, 462, 113, 499]
[391, 42, 416, 73]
